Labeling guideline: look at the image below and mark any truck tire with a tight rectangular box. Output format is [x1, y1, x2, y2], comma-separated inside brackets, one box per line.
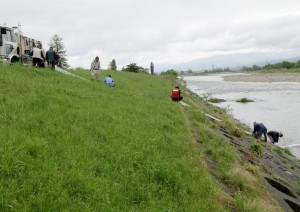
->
[11, 57, 19, 63]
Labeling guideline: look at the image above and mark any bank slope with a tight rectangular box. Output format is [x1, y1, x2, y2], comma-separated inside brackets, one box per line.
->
[0, 64, 225, 211]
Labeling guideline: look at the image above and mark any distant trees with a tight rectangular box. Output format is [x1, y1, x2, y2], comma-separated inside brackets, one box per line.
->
[48, 34, 69, 68]
[121, 63, 149, 74]
[150, 62, 154, 75]
[110, 59, 117, 71]
[262, 60, 299, 70]
[160, 69, 178, 77]
[232, 60, 300, 71]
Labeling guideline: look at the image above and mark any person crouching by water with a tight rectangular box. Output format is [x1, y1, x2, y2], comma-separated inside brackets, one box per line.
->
[171, 86, 183, 101]
[253, 122, 267, 142]
[267, 131, 283, 144]
[90, 56, 101, 81]
[104, 74, 115, 87]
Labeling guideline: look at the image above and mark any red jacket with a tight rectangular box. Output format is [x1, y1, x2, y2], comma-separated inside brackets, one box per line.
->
[171, 88, 180, 99]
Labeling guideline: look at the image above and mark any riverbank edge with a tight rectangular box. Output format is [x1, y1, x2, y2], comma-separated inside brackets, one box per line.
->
[178, 78, 300, 211]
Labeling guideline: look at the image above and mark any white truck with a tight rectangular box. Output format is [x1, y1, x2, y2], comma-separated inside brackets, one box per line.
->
[0, 24, 42, 64]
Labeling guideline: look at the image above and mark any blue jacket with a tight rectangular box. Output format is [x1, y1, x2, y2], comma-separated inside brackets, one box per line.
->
[253, 123, 267, 134]
[104, 76, 115, 87]
[46, 49, 55, 62]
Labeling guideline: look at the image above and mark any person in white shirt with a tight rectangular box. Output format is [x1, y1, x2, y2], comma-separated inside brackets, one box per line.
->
[32, 43, 45, 68]
[90, 56, 101, 81]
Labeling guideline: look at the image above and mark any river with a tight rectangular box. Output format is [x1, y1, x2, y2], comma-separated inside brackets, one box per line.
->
[183, 73, 300, 158]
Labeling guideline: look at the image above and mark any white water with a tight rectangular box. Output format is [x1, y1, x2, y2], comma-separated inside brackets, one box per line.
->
[184, 73, 300, 158]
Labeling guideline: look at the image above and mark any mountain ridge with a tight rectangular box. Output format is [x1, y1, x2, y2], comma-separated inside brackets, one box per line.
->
[156, 53, 300, 71]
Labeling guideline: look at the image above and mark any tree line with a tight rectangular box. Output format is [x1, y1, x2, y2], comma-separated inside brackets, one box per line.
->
[177, 60, 300, 76]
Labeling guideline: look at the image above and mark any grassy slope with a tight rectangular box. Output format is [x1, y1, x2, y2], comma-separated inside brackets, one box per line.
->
[0, 64, 225, 211]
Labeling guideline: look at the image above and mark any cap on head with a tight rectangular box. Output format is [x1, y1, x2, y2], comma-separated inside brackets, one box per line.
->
[279, 133, 283, 137]
[107, 74, 111, 77]
[175, 86, 179, 88]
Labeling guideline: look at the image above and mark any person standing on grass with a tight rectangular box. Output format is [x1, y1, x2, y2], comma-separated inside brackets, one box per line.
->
[46, 47, 56, 70]
[54, 51, 61, 67]
[32, 43, 45, 68]
[90, 56, 101, 81]
[104, 74, 115, 87]
[170, 86, 183, 101]
[253, 122, 267, 142]
[267, 131, 283, 144]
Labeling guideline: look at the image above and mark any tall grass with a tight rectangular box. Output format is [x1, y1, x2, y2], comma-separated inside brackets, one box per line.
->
[0, 64, 224, 210]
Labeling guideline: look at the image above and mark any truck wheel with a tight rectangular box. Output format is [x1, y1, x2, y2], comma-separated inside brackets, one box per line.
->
[11, 57, 19, 63]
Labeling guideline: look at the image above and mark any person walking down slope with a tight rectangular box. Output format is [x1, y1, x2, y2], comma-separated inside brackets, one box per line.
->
[267, 131, 283, 144]
[46, 47, 56, 70]
[90, 56, 101, 81]
[253, 122, 268, 142]
[104, 74, 115, 87]
[171, 86, 183, 101]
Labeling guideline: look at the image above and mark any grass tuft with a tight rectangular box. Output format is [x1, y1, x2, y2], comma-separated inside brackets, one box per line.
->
[236, 97, 254, 103]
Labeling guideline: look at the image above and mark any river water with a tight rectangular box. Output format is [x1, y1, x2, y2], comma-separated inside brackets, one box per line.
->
[183, 73, 300, 158]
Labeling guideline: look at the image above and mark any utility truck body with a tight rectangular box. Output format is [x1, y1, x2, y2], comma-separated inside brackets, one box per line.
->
[0, 25, 42, 64]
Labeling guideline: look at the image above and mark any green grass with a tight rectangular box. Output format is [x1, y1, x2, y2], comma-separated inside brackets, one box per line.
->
[0, 63, 287, 211]
[284, 147, 294, 157]
[273, 146, 282, 155]
[0, 64, 225, 211]
[250, 141, 263, 156]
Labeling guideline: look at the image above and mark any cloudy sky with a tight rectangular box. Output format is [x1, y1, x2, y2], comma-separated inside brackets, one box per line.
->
[1, 0, 300, 69]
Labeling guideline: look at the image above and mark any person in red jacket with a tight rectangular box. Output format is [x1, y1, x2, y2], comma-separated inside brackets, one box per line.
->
[171, 86, 183, 101]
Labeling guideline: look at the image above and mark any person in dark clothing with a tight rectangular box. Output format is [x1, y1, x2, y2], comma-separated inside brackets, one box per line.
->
[253, 122, 267, 142]
[46, 47, 56, 70]
[267, 131, 283, 144]
[54, 51, 61, 67]
[171, 86, 183, 101]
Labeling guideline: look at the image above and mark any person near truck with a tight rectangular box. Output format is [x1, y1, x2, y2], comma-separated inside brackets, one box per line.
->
[171, 86, 183, 101]
[32, 43, 45, 68]
[46, 47, 56, 70]
[253, 122, 267, 142]
[90, 56, 101, 81]
[267, 131, 283, 144]
[54, 51, 61, 67]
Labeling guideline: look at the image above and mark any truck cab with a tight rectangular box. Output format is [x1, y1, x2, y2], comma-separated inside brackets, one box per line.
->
[0, 26, 19, 63]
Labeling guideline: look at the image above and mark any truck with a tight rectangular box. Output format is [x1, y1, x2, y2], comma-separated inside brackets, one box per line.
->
[0, 24, 43, 64]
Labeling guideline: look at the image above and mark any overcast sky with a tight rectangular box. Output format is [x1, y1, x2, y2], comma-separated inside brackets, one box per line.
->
[1, 0, 300, 69]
